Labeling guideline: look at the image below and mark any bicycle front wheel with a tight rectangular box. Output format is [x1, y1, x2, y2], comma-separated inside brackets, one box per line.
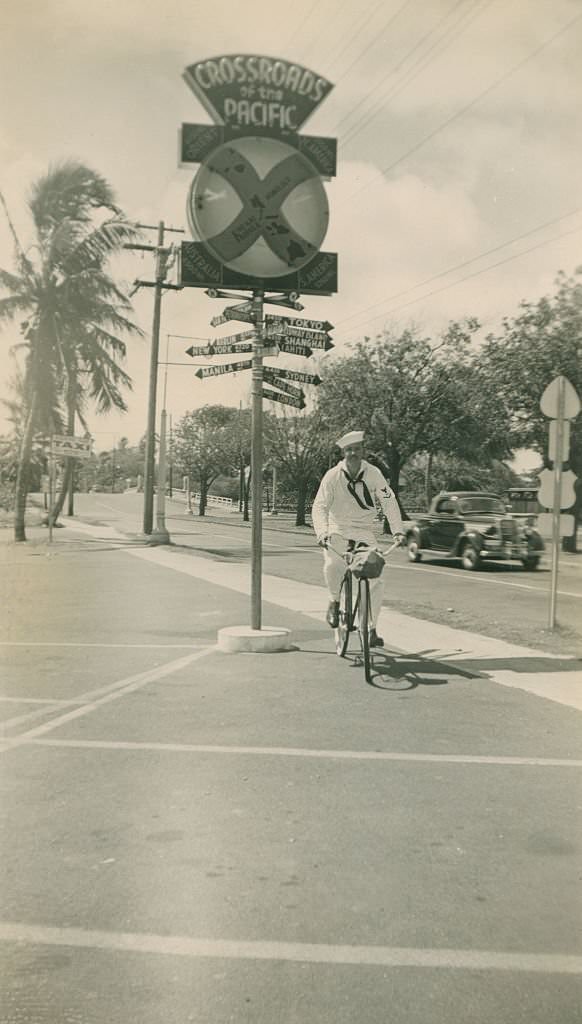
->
[358, 577, 372, 682]
[335, 573, 352, 657]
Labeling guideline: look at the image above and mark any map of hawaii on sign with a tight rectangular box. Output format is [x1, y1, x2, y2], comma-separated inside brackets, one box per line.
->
[188, 136, 329, 278]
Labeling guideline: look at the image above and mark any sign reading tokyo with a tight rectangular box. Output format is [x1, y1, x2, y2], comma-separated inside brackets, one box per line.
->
[183, 55, 333, 132]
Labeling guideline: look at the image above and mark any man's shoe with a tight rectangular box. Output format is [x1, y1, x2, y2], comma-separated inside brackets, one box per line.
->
[369, 629, 384, 647]
[326, 601, 340, 628]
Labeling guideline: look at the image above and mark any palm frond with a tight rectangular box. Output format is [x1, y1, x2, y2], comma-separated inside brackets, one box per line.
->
[63, 218, 141, 274]
[0, 294, 33, 324]
[29, 161, 120, 233]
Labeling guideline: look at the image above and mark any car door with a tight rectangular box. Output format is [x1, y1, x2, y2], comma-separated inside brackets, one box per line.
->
[431, 498, 464, 551]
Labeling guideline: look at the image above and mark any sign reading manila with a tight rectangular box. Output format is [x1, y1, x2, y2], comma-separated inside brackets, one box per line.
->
[179, 54, 337, 293]
[195, 360, 253, 379]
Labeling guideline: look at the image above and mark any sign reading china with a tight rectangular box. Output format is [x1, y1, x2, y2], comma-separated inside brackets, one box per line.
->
[183, 55, 333, 132]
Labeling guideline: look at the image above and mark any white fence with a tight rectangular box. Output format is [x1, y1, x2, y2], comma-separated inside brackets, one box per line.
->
[191, 493, 233, 509]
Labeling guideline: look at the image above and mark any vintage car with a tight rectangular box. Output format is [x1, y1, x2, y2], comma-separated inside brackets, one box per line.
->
[405, 491, 544, 571]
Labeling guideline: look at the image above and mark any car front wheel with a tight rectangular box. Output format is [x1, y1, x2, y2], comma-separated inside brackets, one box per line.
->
[461, 542, 481, 571]
[521, 556, 540, 571]
[407, 537, 422, 562]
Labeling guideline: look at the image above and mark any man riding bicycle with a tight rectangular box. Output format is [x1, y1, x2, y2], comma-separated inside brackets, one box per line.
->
[312, 430, 405, 647]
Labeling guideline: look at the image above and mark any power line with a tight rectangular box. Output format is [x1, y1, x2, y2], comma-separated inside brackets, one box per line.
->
[333, 0, 415, 90]
[341, 0, 488, 149]
[341, 8, 582, 208]
[322, 0, 388, 77]
[336, 0, 463, 134]
[335, 224, 582, 337]
[337, 206, 582, 331]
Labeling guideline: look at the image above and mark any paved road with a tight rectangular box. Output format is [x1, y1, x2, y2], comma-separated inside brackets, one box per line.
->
[76, 492, 582, 654]
[1, 517, 582, 1022]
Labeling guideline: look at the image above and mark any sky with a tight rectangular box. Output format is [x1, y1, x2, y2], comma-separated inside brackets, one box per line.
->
[1, 0, 581, 470]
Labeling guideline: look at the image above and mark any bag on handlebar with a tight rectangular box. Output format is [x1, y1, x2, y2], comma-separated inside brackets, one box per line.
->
[349, 548, 385, 579]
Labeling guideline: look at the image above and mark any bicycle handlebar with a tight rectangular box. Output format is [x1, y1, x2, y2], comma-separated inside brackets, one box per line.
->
[323, 535, 403, 561]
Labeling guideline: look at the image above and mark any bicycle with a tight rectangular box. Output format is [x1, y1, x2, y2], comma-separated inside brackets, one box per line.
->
[325, 534, 402, 683]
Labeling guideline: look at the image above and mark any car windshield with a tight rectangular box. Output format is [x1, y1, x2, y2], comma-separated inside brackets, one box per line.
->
[459, 498, 505, 514]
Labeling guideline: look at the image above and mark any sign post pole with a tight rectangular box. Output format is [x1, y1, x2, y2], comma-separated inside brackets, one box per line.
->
[48, 436, 54, 546]
[549, 377, 565, 628]
[251, 292, 264, 630]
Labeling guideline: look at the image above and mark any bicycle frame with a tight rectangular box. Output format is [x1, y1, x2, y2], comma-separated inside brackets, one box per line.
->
[326, 536, 401, 682]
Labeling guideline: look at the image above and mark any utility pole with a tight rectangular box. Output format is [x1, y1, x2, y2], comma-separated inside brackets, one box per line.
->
[124, 221, 184, 536]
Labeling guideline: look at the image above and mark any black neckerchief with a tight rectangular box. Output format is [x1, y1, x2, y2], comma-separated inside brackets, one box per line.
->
[342, 465, 374, 510]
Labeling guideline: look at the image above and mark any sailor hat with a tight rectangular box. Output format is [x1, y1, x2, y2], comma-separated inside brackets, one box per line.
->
[337, 430, 364, 449]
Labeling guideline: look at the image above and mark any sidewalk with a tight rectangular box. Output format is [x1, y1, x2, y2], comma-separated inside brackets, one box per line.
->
[68, 517, 582, 713]
[2, 520, 582, 1023]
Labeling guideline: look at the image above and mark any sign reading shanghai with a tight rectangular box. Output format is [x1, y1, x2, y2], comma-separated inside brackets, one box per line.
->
[183, 55, 333, 132]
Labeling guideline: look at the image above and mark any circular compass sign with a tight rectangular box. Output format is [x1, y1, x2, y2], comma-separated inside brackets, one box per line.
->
[187, 136, 329, 278]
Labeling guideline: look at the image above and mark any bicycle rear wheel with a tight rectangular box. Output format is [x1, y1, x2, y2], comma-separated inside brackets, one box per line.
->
[335, 573, 352, 657]
[358, 577, 372, 682]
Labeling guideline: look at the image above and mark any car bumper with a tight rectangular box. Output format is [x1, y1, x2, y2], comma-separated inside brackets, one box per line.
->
[480, 541, 538, 560]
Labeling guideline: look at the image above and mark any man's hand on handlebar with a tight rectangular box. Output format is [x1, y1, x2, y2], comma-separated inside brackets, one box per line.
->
[394, 533, 406, 547]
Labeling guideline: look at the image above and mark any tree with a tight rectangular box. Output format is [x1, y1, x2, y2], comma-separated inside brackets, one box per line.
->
[317, 321, 510, 514]
[264, 408, 330, 526]
[172, 406, 239, 516]
[0, 162, 141, 540]
[480, 269, 582, 549]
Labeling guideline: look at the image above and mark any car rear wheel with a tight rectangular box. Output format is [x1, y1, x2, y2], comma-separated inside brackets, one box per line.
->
[521, 556, 540, 571]
[461, 542, 481, 571]
[407, 537, 422, 562]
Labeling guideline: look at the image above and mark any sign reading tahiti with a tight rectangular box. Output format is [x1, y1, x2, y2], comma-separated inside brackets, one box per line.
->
[183, 55, 333, 132]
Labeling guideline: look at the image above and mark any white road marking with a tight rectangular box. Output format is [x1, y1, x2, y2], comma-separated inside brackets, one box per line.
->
[0, 697, 74, 704]
[0, 921, 580, 974]
[29, 738, 582, 767]
[390, 561, 582, 599]
[0, 642, 207, 649]
[0, 646, 215, 753]
[0, 702, 85, 732]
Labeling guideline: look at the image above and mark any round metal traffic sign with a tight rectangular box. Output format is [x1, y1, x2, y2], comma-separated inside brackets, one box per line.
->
[187, 136, 329, 278]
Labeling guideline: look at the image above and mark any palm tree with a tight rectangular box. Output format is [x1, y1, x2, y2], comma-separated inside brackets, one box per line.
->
[0, 162, 142, 540]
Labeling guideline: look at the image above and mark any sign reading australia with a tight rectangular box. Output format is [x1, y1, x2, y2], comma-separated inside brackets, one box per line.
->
[183, 55, 333, 131]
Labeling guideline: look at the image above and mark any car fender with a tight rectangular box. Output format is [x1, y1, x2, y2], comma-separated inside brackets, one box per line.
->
[527, 531, 545, 553]
[452, 528, 481, 556]
[406, 523, 429, 549]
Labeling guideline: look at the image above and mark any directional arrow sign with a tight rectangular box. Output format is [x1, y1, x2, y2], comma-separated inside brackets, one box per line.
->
[195, 360, 253, 379]
[211, 305, 255, 327]
[277, 340, 313, 358]
[263, 370, 305, 400]
[283, 331, 333, 351]
[277, 325, 331, 345]
[263, 387, 305, 410]
[265, 315, 334, 333]
[262, 367, 321, 386]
